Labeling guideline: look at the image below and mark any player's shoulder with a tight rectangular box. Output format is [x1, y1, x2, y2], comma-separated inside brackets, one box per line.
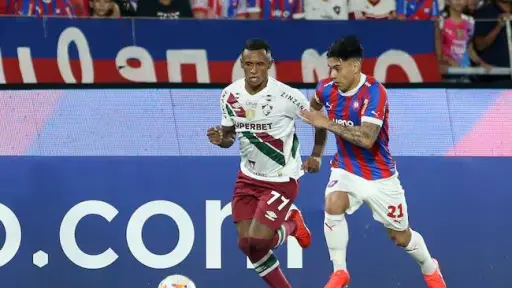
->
[270, 77, 303, 97]
[220, 78, 245, 101]
[223, 78, 245, 93]
[364, 75, 385, 89]
[316, 78, 335, 91]
[364, 75, 388, 97]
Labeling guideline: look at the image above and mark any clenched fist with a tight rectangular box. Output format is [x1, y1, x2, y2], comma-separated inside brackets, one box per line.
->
[207, 126, 223, 145]
[302, 156, 321, 173]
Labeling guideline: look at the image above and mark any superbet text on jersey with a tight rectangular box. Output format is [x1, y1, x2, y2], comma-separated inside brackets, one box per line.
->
[220, 77, 310, 182]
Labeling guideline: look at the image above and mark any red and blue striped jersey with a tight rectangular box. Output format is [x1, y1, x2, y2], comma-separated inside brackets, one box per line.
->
[315, 74, 396, 180]
[6, 0, 73, 17]
[396, 0, 439, 20]
[248, 0, 304, 20]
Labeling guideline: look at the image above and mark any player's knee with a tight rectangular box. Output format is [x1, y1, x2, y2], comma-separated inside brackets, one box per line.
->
[325, 191, 350, 215]
[248, 237, 273, 254]
[237, 237, 251, 256]
[387, 228, 411, 247]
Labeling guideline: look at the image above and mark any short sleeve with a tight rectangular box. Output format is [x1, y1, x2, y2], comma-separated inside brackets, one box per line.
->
[468, 16, 475, 39]
[247, 0, 261, 13]
[220, 90, 235, 126]
[292, 0, 305, 19]
[314, 81, 325, 105]
[288, 88, 310, 118]
[361, 83, 387, 127]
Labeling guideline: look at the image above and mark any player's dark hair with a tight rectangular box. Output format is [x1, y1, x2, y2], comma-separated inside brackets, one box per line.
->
[326, 35, 363, 61]
[243, 38, 272, 55]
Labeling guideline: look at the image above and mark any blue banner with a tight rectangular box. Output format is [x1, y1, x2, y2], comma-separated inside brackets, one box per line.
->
[0, 156, 510, 287]
[0, 17, 440, 84]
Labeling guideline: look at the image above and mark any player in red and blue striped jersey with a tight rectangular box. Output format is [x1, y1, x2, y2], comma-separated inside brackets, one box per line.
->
[300, 35, 447, 288]
[315, 75, 395, 179]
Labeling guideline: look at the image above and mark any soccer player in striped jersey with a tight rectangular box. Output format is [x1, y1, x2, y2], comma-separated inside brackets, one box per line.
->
[206, 38, 312, 288]
[300, 35, 447, 288]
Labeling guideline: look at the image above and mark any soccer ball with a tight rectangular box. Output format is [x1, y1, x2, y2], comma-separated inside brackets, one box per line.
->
[158, 274, 196, 288]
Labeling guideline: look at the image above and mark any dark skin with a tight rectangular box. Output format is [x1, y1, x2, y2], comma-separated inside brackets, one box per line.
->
[301, 57, 411, 247]
[474, 0, 510, 52]
[206, 48, 277, 240]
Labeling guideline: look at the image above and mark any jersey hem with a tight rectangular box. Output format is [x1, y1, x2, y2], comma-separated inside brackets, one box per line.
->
[330, 166, 398, 181]
[240, 166, 303, 183]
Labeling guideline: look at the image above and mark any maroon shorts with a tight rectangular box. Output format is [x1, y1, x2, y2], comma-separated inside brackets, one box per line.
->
[231, 171, 299, 230]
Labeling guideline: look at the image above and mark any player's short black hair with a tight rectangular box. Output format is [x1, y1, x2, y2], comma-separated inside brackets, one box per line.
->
[326, 35, 363, 61]
[243, 38, 272, 54]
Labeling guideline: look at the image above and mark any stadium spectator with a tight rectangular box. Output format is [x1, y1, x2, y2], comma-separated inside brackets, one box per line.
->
[473, 0, 510, 82]
[304, 0, 348, 20]
[439, 0, 491, 81]
[90, 0, 120, 17]
[136, 0, 193, 18]
[396, 0, 443, 75]
[192, 0, 248, 18]
[114, 0, 137, 16]
[3, 0, 74, 17]
[247, 0, 305, 19]
[349, 0, 396, 19]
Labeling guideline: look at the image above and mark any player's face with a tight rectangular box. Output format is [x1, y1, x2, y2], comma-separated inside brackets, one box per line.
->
[241, 49, 273, 88]
[328, 57, 359, 93]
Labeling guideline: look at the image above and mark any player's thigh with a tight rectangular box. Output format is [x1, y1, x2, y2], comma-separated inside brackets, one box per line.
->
[235, 220, 253, 238]
[325, 168, 364, 215]
[251, 178, 299, 238]
[232, 179, 259, 237]
[366, 176, 409, 232]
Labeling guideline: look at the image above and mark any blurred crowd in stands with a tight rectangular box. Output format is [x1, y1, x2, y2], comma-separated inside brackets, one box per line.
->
[0, 0, 510, 83]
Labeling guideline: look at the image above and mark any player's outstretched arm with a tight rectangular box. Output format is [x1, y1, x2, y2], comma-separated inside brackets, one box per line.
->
[300, 109, 380, 149]
[324, 122, 380, 149]
[309, 96, 328, 157]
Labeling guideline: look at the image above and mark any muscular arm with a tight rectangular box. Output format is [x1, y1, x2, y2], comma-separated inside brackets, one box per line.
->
[325, 121, 381, 149]
[310, 97, 328, 157]
[218, 125, 236, 148]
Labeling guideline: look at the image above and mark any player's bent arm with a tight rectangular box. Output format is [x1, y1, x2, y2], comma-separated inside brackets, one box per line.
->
[325, 121, 380, 149]
[310, 96, 328, 157]
[218, 125, 236, 148]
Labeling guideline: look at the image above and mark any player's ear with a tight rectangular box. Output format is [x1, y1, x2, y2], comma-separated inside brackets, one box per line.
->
[353, 58, 361, 73]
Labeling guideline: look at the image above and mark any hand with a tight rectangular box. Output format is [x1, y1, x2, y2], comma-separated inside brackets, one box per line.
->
[302, 156, 321, 173]
[481, 62, 493, 73]
[300, 109, 330, 128]
[207, 126, 223, 145]
[498, 13, 510, 27]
